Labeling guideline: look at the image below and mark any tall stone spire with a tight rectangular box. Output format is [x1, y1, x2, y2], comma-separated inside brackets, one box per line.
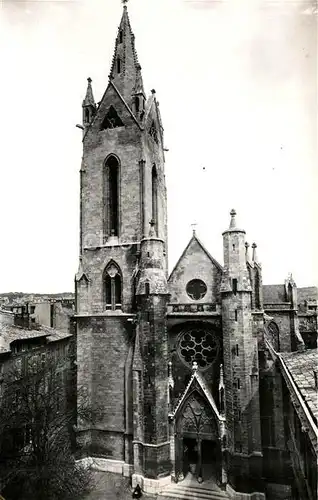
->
[82, 77, 96, 129]
[83, 77, 95, 108]
[109, 3, 144, 107]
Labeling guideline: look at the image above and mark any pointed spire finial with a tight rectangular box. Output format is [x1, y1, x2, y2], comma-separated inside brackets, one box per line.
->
[149, 219, 156, 237]
[229, 209, 237, 229]
[83, 77, 95, 108]
[245, 241, 250, 261]
[219, 364, 224, 388]
[192, 361, 198, 372]
[252, 242, 257, 262]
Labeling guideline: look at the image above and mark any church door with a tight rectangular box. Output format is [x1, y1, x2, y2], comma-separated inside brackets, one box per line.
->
[175, 392, 220, 483]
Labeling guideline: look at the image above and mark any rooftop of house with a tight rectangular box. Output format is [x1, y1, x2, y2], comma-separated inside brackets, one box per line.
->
[281, 348, 318, 424]
[0, 314, 72, 355]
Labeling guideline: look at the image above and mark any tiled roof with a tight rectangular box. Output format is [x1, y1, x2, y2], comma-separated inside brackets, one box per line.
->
[0, 323, 72, 354]
[281, 349, 318, 424]
[262, 285, 286, 304]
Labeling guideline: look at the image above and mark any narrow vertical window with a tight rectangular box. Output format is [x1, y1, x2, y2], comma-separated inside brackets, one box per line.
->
[232, 278, 238, 295]
[135, 96, 140, 113]
[235, 344, 239, 356]
[119, 30, 123, 43]
[50, 304, 54, 328]
[105, 155, 119, 237]
[104, 262, 122, 311]
[117, 58, 121, 74]
[237, 378, 240, 389]
[152, 165, 158, 231]
[235, 309, 238, 321]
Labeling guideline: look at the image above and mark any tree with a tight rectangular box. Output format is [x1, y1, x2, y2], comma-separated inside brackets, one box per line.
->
[0, 348, 96, 500]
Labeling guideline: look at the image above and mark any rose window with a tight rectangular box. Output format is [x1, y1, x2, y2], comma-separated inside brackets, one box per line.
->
[178, 329, 219, 369]
[186, 279, 207, 301]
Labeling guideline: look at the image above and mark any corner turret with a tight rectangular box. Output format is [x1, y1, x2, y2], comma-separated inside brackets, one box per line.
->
[220, 209, 252, 294]
[82, 77, 96, 132]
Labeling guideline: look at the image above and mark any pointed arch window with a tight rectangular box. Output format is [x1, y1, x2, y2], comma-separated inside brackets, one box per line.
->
[104, 262, 122, 311]
[84, 108, 90, 124]
[104, 155, 120, 238]
[152, 165, 158, 231]
[135, 96, 140, 113]
[119, 30, 123, 44]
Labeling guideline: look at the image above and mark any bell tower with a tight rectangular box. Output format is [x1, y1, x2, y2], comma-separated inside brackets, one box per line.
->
[75, 2, 168, 483]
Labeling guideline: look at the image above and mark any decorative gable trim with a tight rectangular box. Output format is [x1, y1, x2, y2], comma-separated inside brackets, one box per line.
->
[83, 80, 143, 140]
[168, 234, 223, 283]
[170, 364, 224, 423]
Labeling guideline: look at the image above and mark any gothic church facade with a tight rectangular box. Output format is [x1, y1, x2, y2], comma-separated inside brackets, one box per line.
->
[75, 6, 317, 500]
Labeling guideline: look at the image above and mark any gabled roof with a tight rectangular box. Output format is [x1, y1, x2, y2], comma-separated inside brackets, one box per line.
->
[168, 233, 223, 283]
[170, 365, 224, 422]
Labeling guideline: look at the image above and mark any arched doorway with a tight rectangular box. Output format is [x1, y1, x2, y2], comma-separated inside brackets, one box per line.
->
[174, 390, 221, 484]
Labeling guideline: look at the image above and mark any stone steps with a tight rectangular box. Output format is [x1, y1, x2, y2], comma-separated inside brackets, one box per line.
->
[159, 483, 230, 500]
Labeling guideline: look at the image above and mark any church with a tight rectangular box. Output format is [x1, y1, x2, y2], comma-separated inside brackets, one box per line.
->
[75, 4, 317, 499]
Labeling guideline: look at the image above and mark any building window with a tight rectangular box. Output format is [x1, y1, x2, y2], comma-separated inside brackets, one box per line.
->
[104, 155, 120, 237]
[237, 378, 240, 389]
[235, 309, 238, 321]
[152, 165, 158, 231]
[232, 278, 238, 295]
[50, 304, 54, 328]
[100, 106, 124, 130]
[235, 344, 239, 356]
[178, 328, 219, 370]
[186, 279, 207, 301]
[117, 57, 121, 73]
[119, 30, 123, 43]
[104, 261, 122, 311]
[135, 96, 140, 113]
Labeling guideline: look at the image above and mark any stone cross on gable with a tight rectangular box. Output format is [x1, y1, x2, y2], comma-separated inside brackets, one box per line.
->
[191, 222, 197, 235]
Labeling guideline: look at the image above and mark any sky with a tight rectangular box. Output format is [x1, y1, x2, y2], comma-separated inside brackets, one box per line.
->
[0, 0, 317, 292]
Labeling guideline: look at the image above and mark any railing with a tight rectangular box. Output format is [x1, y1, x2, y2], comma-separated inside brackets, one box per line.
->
[167, 303, 220, 314]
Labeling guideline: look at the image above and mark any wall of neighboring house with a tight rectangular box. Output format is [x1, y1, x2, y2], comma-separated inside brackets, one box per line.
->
[31, 301, 74, 333]
[0, 334, 75, 466]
